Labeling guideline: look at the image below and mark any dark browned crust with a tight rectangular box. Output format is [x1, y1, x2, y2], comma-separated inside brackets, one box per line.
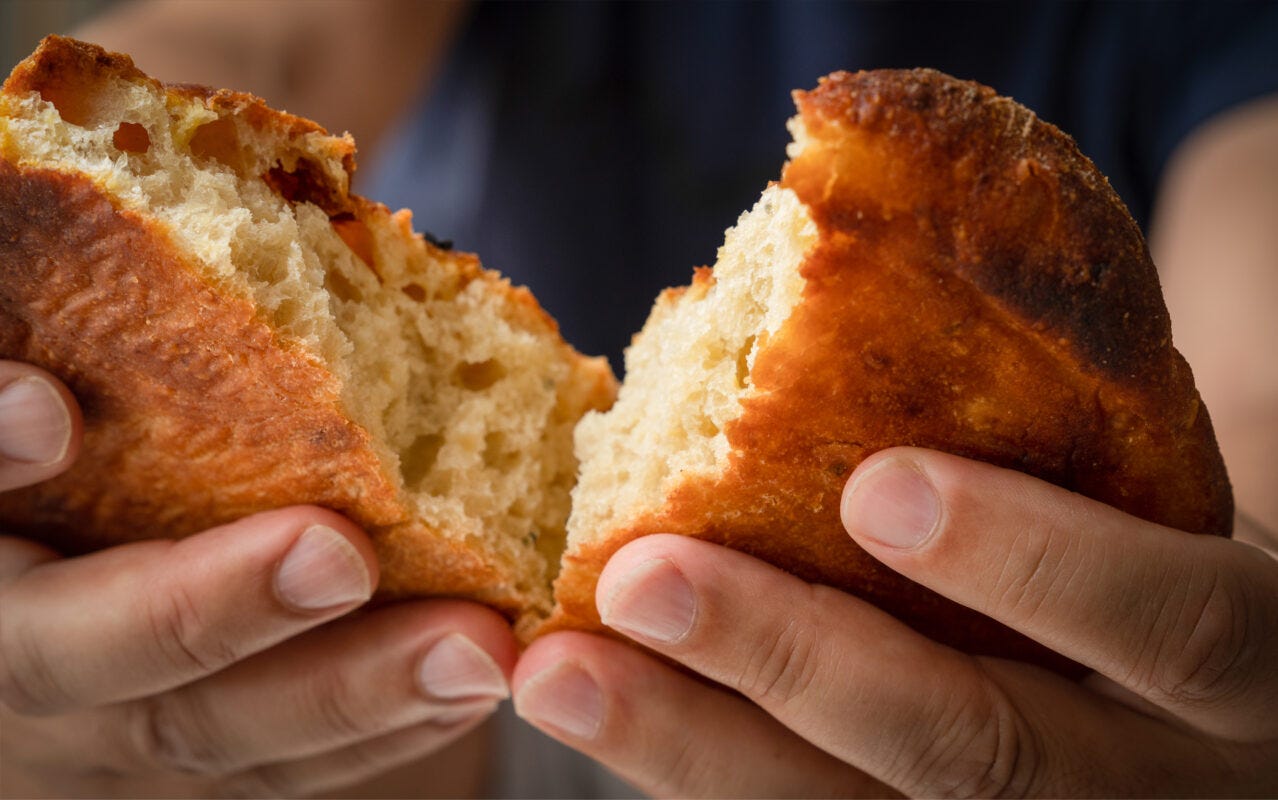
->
[789, 70, 1174, 383]
[547, 70, 1232, 670]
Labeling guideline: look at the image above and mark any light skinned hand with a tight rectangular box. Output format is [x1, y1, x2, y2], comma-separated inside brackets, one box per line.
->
[0, 361, 518, 798]
[513, 447, 1278, 797]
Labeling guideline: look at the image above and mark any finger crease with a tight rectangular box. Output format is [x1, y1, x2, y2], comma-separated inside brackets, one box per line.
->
[0, 611, 72, 711]
[145, 584, 232, 676]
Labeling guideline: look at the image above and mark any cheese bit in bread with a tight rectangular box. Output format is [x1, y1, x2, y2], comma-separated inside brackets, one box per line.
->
[0, 36, 615, 633]
[549, 70, 1231, 669]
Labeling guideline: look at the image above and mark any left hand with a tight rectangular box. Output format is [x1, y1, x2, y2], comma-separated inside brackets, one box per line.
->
[0, 362, 514, 798]
[512, 447, 1278, 797]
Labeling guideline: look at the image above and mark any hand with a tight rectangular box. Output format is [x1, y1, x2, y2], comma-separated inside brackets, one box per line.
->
[0, 361, 516, 798]
[513, 447, 1278, 797]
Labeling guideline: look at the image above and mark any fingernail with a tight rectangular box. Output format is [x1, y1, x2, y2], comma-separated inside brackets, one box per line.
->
[433, 698, 501, 726]
[514, 662, 603, 740]
[274, 525, 372, 611]
[417, 633, 509, 702]
[0, 376, 72, 465]
[598, 557, 696, 644]
[842, 458, 940, 549]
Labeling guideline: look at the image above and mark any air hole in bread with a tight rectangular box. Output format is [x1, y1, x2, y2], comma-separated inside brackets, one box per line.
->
[272, 297, 301, 327]
[330, 215, 376, 271]
[433, 277, 460, 303]
[457, 359, 505, 391]
[189, 116, 249, 173]
[323, 267, 363, 303]
[483, 432, 519, 471]
[402, 283, 427, 302]
[35, 80, 97, 127]
[401, 432, 444, 487]
[263, 160, 344, 215]
[694, 414, 720, 438]
[111, 121, 149, 153]
[734, 335, 756, 390]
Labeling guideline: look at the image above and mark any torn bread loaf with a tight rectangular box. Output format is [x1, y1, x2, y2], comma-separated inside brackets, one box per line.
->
[0, 36, 616, 633]
[548, 70, 1233, 666]
[0, 39, 1234, 664]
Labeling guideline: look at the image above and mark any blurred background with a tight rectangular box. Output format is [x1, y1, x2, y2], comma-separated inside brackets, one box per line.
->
[1, 0, 112, 70]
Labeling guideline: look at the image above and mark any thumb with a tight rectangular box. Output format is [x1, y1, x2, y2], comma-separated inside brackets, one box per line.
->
[0, 362, 81, 492]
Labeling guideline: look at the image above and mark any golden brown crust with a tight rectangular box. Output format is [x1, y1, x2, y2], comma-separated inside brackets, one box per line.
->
[0, 160, 401, 544]
[546, 70, 1232, 670]
[3, 35, 154, 127]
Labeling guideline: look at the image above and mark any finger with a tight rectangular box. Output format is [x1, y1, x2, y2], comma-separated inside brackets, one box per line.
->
[218, 712, 492, 798]
[593, 534, 1232, 797]
[840, 448, 1278, 740]
[107, 600, 513, 777]
[513, 630, 890, 798]
[0, 535, 59, 584]
[0, 507, 377, 714]
[595, 536, 1006, 795]
[0, 363, 81, 491]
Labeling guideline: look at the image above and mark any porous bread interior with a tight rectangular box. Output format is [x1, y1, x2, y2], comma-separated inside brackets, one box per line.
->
[0, 74, 583, 597]
[568, 181, 817, 543]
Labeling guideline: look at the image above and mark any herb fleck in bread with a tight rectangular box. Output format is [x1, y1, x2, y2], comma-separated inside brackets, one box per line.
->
[548, 70, 1233, 667]
[0, 36, 616, 634]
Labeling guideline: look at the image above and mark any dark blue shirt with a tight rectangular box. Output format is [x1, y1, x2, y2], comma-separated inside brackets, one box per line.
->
[367, 1, 1278, 370]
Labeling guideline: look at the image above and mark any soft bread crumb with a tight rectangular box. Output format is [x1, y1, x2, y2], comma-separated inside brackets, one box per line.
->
[568, 184, 817, 545]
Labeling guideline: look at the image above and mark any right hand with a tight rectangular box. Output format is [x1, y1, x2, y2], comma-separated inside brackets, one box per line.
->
[0, 361, 516, 798]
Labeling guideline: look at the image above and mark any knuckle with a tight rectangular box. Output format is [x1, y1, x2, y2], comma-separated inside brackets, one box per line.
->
[145, 582, 241, 677]
[1139, 561, 1261, 708]
[306, 666, 378, 742]
[652, 734, 714, 798]
[731, 586, 828, 706]
[898, 672, 1042, 798]
[987, 513, 1083, 626]
[131, 692, 235, 776]
[215, 767, 297, 799]
[0, 597, 73, 713]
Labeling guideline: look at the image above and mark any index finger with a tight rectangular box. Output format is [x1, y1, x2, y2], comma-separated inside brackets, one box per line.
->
[841, 447, 1278, 741]
[0, 507, 377, 714]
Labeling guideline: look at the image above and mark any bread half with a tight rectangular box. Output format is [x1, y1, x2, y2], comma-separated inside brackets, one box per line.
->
[0, 36, 616, 633]
[550, 70, 1233, 667]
